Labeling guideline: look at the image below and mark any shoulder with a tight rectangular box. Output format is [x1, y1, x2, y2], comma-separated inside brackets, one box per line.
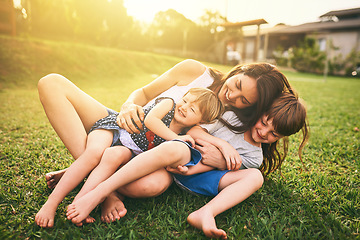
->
[169, 59, 207, 83]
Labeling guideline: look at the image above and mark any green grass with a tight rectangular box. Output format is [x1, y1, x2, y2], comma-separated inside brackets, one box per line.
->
[1, 36, 359, 239]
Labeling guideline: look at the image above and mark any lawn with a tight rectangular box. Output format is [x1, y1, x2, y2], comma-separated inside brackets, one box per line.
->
[0, 36, 359, 239]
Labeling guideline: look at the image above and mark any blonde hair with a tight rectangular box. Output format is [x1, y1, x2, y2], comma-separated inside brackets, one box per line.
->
[185, 88, 224, 124]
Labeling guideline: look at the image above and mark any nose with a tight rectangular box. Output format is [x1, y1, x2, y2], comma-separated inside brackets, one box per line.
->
[259, 128, 268, 139]
[179, 104, 187, 112]
[228, 89, 240, 101]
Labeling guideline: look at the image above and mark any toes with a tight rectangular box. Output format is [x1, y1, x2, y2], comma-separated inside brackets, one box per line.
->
[45, 173, 53, 181]
[111, 210, 120, 221]
[85, 216, 95, 223]
[71, 216, 83, 224]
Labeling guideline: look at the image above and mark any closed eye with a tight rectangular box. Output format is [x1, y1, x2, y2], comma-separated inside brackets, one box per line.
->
[271, 132, 279, 138]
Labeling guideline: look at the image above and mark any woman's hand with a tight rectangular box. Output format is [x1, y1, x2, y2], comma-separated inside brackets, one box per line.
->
[219, 143, 242, 171]
[195, 139, 227, 170]
[117, 102, 145, 134]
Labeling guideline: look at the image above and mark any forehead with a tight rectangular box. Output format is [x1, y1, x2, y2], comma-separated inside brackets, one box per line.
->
[262, 116, 284, 137]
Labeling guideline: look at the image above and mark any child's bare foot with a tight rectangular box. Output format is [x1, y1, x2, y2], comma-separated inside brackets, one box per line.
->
[101, 192, 127, 223]
[35, 201, 57, 228]
[187, 208, 227, 239]
[73, 215, 96, 227]
[45, 168, 67, 189]
[66, 189, 105, 224]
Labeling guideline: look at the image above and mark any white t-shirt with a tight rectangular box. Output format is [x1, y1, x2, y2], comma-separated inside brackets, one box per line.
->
[200, 111, 263, 169]
[145, 68, 214, 106]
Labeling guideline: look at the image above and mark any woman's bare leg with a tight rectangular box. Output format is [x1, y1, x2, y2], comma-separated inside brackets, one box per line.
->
[187, 168, 264, 239]
[66, 141, 190, 223]
[38, 74, 109, 187]
[101, 168, 172, 223]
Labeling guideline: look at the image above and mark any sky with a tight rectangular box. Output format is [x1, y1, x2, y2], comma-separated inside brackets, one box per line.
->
[124, 0, 360, 27]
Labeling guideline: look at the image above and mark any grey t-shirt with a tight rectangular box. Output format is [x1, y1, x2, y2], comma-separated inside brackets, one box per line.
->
[200, 111, 263, 169]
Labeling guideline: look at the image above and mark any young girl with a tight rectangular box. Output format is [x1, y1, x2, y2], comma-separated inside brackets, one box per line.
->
[163, 91, 309, 239]
[35, 88, 224, 227]
[65, 92, 309, 233]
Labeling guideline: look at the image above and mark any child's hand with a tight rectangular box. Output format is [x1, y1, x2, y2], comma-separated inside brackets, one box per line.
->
[176, 135, 195, 147]
[166, 165, 189, 175]
[220, 144, 242, 170]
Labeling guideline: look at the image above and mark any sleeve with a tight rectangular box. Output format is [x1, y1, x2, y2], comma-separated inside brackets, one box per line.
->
[200, 111, 235, 134]
[240, 149, 263, 169]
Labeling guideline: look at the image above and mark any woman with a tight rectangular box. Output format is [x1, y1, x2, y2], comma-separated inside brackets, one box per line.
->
[36, 59, 292, 236]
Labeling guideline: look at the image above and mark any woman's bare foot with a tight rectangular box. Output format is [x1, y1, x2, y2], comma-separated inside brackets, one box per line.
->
[187, 208, 227, 239]
[45, 168, 67, 189]
[35, 201, 58, 228]
[66, 189, 105, 224]
[101, 192, 127, 223]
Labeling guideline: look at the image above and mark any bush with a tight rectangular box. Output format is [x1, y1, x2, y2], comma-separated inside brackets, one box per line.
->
[290, 37, 326, 74]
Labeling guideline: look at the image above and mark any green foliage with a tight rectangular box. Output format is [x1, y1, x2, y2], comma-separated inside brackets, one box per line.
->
[328, 49, 360, 76]
[290, 37, 326, 74]
[1, 37, 359, 239]
[14, 1, 226, 54]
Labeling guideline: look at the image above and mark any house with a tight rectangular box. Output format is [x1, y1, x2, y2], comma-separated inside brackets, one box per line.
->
[242, 7, 360, 63]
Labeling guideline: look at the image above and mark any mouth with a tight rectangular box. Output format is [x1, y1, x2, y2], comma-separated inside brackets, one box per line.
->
[256, 130, 265, 140]
[225, 89, 231, 102]
[178, 108, 185, 117]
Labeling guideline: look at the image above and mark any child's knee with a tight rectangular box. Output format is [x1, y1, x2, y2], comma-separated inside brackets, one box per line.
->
[155, 141, 189, 165]
[102, 147, 129, 166]
[248, 168, 264, 189]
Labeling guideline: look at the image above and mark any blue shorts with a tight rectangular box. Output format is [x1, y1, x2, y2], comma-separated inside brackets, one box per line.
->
[171, 139, 202, 167]
[173, 169, 230, 197]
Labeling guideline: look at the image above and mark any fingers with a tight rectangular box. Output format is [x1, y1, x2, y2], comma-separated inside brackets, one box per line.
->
[195, 138, 207, 147]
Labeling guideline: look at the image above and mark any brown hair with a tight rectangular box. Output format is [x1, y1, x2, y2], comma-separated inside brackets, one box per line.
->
[259, 92, 309, 176]
[185, 88, 224, 124]
[208, 63, 293, 132]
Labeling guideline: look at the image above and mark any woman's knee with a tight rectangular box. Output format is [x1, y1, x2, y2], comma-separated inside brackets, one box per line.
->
[119, 170, 172, 198]
[38, 74, 67, 101]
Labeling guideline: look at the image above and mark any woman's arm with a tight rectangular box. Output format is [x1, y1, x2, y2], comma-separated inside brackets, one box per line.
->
[117, 60, 207, 134]
[187, 126, 242, 170]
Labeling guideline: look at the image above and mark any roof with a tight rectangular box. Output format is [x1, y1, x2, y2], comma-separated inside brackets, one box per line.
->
[267, 18, 360, 35]
[221, 19, 268, 28]
[320, 7, 360, 18]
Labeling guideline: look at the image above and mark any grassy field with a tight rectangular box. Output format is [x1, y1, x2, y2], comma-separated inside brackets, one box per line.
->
[0, 36, 359, 239]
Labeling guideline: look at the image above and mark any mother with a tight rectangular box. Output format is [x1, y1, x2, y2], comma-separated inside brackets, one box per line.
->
[36, 59, 291, 235]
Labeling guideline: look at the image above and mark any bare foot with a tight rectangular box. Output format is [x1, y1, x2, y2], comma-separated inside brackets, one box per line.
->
[101, 192, 127, 223]
[73, 215, 96, 227]
[35, 201, 57, 228]
[187, 208, 227, 239]
[45, 168, 67, 189]
[66, 189, 105, 224]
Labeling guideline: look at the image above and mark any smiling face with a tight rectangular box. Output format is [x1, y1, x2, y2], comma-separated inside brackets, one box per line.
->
[174, 93, 203, 127]
[250, 115, 284, 144]
[217, 73, 258, 109]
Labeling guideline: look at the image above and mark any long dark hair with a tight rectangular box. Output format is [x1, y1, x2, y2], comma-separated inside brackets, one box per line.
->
[260, 92, 309, 176]
[208, 63, 293, 132]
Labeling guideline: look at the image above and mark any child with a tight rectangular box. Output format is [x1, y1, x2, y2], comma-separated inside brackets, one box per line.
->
[65, 92, 309, 228]
[166, 91, 309, 239]
[35, 87, 224, 228]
